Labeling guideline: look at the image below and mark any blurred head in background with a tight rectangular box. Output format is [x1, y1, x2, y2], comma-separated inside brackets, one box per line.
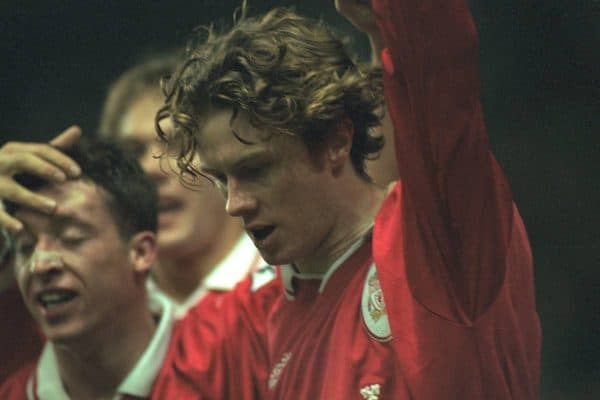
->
[99, 52, 245, 302]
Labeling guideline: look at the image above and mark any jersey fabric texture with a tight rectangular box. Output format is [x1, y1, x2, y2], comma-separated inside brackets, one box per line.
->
[152, 266, 280, 399]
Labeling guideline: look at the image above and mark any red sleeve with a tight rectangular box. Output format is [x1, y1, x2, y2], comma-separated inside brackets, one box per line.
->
[0, 362, 35, 400]
[152, 270, 280, 399]
[372, 0, 513, 321]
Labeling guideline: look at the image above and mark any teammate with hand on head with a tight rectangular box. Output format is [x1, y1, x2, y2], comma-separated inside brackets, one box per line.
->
[0, 136, 279, 399]
[0, 137, 175, 399]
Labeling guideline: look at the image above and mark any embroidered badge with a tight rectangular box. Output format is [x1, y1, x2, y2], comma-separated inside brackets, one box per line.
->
[360, 383, 381, 400]
[268, 352, 292, 389]
[361, 264, 391, 341]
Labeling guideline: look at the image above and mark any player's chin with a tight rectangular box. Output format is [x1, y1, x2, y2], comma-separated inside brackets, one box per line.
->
[156, 225, 194, 252]
[41, 321, 84, 344]
[256, 245, 292, 267]
[256, 248, 281, 266]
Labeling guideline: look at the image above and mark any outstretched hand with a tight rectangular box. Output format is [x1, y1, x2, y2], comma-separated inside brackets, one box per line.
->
[0, 125, 82, 232]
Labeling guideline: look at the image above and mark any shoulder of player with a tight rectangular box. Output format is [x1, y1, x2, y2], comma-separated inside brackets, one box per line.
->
[175, 265, 280, 333]
[0, 361, 36, 399]
[161, 267, 279, 388]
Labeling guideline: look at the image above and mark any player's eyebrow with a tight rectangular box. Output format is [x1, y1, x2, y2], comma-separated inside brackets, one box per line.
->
[13, 213, 92, 244]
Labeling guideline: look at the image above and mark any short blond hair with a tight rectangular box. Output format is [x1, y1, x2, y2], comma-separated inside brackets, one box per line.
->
[99, 51, 182, 138]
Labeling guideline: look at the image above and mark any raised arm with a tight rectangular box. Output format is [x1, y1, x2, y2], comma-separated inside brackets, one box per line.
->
[342, 0, 514, 320]
[379, 0, 514, 320]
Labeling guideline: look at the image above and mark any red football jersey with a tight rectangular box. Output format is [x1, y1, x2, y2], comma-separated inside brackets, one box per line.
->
[0, 285, 44, 384]
[266, 0, 541, 398]
[153, 267, 280, 399]
[268, 237, 402, 399]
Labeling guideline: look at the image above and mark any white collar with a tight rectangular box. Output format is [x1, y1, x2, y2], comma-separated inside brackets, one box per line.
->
[148, 233, 263, 317]
[33, 294, 174, 400]
[280, 234, 368, 300]
[202, 233, 263, 291]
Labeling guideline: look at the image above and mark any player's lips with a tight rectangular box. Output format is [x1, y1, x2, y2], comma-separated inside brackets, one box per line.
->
[246, 224, 276, 247]
[158, 196, 183, 213]
[34, 287, 80, 319]
[157, 195, 184, 224]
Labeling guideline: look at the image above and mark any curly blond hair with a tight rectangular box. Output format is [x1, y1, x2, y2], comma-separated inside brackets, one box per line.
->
[157, 5, 384, 181]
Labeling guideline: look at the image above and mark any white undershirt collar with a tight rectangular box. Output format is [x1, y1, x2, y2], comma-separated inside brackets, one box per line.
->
[280, 231, 370, 300]
[148, 233, 264, 317]
[33, 294, 174, 400]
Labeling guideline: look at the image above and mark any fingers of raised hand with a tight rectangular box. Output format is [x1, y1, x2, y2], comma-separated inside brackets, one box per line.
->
[0, 178, 57, 232]
[0, 144, 65, 231]
[49, 125, 82, 149]
[0, 207, 25, 233]
[0, 175, 56, 213]
[0, 142, 80, 179]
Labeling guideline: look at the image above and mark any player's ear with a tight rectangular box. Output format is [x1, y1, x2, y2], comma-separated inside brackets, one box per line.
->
[128, 231, 157, 275]
[326, 117, 354, 171]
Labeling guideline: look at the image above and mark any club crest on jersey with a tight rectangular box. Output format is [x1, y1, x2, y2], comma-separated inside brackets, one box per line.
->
[361, 264, 391, 341]
[360, 383, 381, 400]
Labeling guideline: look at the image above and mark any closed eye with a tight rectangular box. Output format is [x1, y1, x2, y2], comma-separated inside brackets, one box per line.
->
[233, 160, 272, 182]
[59, 223, 93, 247]
[61, 236, 87, 247]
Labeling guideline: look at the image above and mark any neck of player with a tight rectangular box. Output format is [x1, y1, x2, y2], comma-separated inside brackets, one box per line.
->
[54, 293, 156, 400]
[152, 219, 244, 303]
[295, 179, 387, 276]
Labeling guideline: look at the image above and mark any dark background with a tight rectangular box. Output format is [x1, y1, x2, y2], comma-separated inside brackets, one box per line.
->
[1, 1, 598, 398]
